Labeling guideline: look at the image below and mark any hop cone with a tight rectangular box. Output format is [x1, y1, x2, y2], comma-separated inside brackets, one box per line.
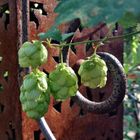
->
[78, 54, 108, 89]
[18, 40, 48, 68]
[20, 70, 50, 119]
[49, 63, 78, 101]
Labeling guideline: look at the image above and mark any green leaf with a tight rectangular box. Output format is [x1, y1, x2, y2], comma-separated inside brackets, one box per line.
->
[54, 0, 140, 27]
[119, 12, 140, 28]
[61, 32, 74, 41]
[38, 26, 74, 42]
[38, 27, 62, 41]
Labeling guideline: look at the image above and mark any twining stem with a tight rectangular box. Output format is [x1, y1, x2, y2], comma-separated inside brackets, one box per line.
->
[59, 30, 140, 47]
[93, 35, 108, 55]
[44, 30, 140, 53]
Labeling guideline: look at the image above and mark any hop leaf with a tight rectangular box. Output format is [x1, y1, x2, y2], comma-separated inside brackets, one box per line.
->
[20, 70, 50, 119]
[49, 63, 78, 101]
[78, 54, 108, 89]
[54, 0, 140, 28]
[18, 40, 48, 68]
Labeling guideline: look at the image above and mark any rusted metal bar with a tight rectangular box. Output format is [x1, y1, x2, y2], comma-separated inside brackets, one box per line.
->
[22, 0, 29, 43]
[0, 0, 22, 139]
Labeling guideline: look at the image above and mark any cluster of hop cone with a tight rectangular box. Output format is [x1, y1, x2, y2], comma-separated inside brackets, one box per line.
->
[18, 40, 107, 119]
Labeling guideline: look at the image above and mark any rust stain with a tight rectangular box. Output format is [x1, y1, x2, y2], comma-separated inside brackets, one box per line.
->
[0, 0, 22, 140]
[0, 0, 124, 140]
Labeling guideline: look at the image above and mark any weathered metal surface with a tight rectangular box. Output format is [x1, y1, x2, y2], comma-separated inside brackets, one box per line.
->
[26, 1, 124, 140]
[63, 25, 124, 140]
[0, 0, 124, 140]
[0, 0, 22, 140]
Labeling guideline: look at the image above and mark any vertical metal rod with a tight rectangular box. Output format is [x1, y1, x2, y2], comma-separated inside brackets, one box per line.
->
[21, 1, 56, 139]
[37, 117, 56, 140]
[21, 0, 30, 74]
[22, 0, 29, 43]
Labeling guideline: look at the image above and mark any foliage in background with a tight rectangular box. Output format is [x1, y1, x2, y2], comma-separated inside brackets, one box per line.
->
[39, 0, 140, 40]
[123, 25, 140, 140]
[54, 0, 140, 27]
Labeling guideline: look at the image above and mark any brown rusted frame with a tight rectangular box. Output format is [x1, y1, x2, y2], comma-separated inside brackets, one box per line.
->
[0, 0, 22, 139]
[20, 0, 124, 140]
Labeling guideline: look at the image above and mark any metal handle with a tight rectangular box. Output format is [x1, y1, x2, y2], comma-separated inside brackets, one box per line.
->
[72, 52, 126, 113]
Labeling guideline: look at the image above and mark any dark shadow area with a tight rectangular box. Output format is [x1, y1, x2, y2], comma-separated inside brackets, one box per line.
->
[0, 3, 10, 30]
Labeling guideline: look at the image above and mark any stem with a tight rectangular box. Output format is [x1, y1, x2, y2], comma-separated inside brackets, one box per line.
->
[32, 68, 39, 73]
[93, 36, 108, 55]
[93, 46, 97, 55]
[59, 30, 140, 47]
[93, 25, 114, 55]
[60, 48, 63, 64]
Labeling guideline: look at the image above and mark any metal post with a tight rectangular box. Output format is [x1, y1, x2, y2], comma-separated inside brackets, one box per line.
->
[37, 117, 56, 140]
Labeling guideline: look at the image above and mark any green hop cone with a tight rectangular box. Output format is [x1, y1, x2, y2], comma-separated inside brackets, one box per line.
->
[49, 63, 78, 101]
[20, 70, 50, 119]
[78, 54, 108, 89]
[18, 40, 48, 68]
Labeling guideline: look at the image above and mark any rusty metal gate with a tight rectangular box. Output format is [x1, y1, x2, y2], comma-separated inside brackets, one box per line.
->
[0, 0, 124, 140]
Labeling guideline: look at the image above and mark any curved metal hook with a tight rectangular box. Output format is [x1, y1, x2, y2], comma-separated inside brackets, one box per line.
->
[72, 52, 126, 114]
